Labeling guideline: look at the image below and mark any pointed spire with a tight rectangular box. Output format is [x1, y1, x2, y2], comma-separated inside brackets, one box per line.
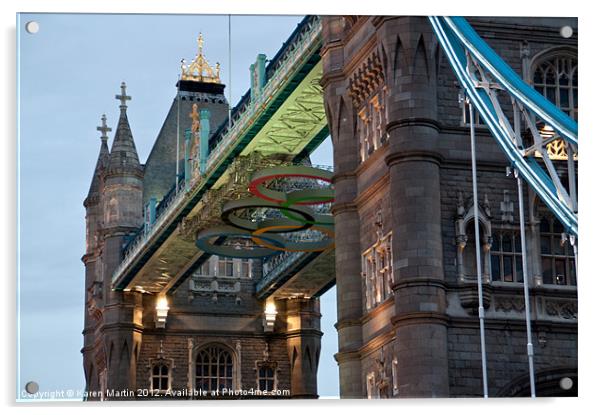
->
[86, 114, 111, 200]
[108, 82, 140, 169]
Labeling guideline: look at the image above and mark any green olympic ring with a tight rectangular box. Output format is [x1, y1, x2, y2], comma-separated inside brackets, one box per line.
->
[221, 197, 316, 233]
[280, 189, 334, 226]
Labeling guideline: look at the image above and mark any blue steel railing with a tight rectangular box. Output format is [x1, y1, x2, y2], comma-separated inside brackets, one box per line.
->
[429, 16, 578, 236]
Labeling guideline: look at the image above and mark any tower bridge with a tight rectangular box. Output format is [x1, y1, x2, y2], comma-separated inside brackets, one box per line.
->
[82, 15, 578, 399]
[111, 15, 329, 300]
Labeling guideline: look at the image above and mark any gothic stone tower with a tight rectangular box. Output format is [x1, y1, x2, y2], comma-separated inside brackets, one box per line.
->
[82, 82, 145, 397]
[321, 16, 578, 398]
[82, 35, 321, 399]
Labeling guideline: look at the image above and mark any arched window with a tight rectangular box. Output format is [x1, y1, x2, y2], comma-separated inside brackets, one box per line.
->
[540, 216, 576, 285]
[151, 363, 169, 391]
[532, 51, 577, 120]
[195, 345, 234, 391]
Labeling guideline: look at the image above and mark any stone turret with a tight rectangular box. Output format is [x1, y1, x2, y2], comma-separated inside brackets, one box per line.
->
[84, 114, 111, 256]
[82, 114, 112, 395]
[99, 82, 144, 396]
[103, 82, 144, 232]
[322, 16, 450, 398]
[375, 17, 449, 397]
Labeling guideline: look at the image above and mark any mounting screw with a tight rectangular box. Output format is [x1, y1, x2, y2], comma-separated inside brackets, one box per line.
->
[25, 381, 39, 394]
[560, 26, 573, 39]
[25, 21, 39, 34]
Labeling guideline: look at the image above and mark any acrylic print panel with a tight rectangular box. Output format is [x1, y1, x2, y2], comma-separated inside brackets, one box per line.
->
[17, 12, 578, 402]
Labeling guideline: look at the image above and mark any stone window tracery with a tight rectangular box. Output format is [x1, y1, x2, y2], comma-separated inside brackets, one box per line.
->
[490, 230, 523, 283]
[195, 344, 234, 392]
[532, 53, 577, 120]
[539, 215, 576, 286]
[362, 232, 393, 311]
[147, 341, 175, 393]
[254, 342, 278, 392]
[531, 50, 577, 160]
[151, 363, 170, 391]
[257, 365, 277, 392]
[348, 51, 387, 163]
[358, 88, 388, 163]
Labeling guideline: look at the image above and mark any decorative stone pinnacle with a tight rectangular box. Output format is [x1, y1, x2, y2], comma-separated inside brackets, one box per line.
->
[115, 81, 131, 111]
[158, 340, 164, 357]
[96, 114, 111, 141]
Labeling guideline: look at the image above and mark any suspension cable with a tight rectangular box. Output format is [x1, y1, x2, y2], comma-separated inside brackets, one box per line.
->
[469, 98, 489, 398]
[514, 171, 536, 397]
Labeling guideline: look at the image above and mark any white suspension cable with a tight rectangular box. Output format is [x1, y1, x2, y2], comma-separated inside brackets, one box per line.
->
[515, 170, 536, 398]
[469, 98, 489, 398]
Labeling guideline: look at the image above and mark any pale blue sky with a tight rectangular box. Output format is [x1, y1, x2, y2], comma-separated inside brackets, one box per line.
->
[17, 13, 337, 399]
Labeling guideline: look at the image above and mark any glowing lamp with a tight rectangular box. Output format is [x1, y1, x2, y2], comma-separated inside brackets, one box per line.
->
[155, 296, 170, 328]
[263, 301, 277, 331]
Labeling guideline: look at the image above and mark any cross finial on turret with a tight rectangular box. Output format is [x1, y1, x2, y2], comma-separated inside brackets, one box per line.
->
[197, 33, 204, 54]
[115, 81, 131, 111]
[96, 114, 112, 141]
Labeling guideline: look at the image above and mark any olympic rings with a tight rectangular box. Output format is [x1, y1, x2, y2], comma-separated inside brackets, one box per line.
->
[249, 165, 334, 204]
[196, 165, 336, 258]
[221, 197, 315, 233]
[251, 225, 334, 252]
[195, 225, 286, 258]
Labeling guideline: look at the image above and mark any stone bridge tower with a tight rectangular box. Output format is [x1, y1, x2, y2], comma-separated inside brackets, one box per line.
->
[322, 15, 448, 398]
[82, 34, 322, 399]
[321, 15, 577, 398]
[82, 82, 145, 397]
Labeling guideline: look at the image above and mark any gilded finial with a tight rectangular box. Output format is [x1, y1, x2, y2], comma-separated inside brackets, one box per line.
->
[96, 114, 112, 141]
[197, 33, 204, 54]
[180, 33, 221, 84]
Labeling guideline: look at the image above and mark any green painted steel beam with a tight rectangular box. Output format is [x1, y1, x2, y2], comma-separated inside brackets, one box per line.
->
[113, 43, 329, 292]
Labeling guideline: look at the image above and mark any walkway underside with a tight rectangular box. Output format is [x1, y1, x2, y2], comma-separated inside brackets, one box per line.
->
[112, 61, 329, 296]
